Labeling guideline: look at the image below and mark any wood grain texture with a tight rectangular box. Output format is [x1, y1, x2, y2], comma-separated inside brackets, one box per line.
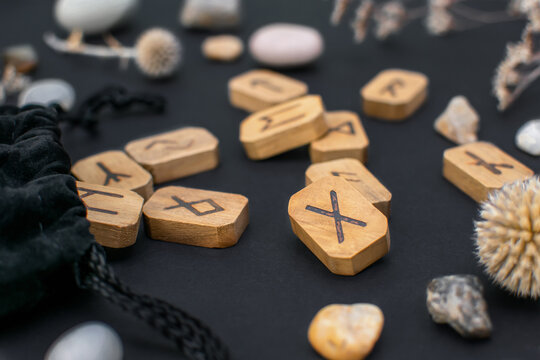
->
[306, 158, 392, 217]
[239, 95, 328, 160]
[443, 141, 534, 202]
[309, 111, 369, 163]
[361, 69, 428, 121]
[125, 127, 219, 184]
[72, 150, 153, 200]
[76, 181, 144, 248]
[228, 69, 308, 112]
[288, 176, 389, 276]
[143, 186, 249, 248]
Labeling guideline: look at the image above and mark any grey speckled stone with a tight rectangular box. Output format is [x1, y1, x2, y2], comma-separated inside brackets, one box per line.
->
[427, 275, 492, 338]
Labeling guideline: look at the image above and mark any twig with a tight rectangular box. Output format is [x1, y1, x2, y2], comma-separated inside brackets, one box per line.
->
[43, 32, 136, 60]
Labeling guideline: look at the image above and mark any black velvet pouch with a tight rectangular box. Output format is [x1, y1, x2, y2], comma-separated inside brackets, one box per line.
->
[0, 106, 227, 360]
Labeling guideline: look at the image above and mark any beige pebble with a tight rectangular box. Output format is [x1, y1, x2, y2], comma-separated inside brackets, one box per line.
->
[434, 95, 479, 144]
[308, 304, 384, 360]
[202, 35, 243, 62]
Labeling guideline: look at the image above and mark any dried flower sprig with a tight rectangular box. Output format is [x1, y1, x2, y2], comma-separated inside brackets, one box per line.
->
[493, 1, 540, 110]
[44, 28, 181, 79]
[331, 0, 522, 42]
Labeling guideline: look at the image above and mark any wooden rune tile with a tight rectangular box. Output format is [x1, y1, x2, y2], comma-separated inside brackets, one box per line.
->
[76, 181, 144, 248]
[443, 141, 534, 202]
[228, 69, 308, 112]
[125, 127, 219, 184]
[288, 176, 390, 276]
[143, 186, 249, 248]
[239, 95, 328, 160]
[361, 69, 428, 121]
[309, 111, 369, 163]
[72, 150, 153, 200]
[305, 158, 391, 217]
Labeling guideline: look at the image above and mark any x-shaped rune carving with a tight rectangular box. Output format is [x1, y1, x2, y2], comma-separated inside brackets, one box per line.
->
[465, 151, 513, 175]
[305, 190, 366, 244]
[164, 196, 224, 216]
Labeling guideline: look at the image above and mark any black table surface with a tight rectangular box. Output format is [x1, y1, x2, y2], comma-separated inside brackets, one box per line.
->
[1, 1, 539, 359]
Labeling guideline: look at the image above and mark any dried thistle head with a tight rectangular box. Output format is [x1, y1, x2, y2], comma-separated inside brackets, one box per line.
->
[474, 177, 540, 299]
[135, 28, 181, 78]
[426, 7, 454, 35]
[373, 1, 407, 40]
[351, 0, 375, 43]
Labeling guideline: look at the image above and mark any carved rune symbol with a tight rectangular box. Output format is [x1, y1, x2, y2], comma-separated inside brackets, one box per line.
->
[164, 196, 224, 216]
[79, 187, 124, 215]
[331, 171, 361, 182]
[96, 162, 131, 186]
[145, 138, 194, 151]
[329, 121, 355, 135]
[251, 78, 282, 92]
[260, 103, 304, 131]
[380, 78, 405, 97]
[465, 151, 514, 175]
[305, 190, 366, 244]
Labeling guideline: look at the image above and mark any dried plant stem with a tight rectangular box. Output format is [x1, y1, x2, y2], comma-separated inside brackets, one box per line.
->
[44, 32, 136, 60]
[331, 0, 351, 25]
[501, 64, 540, 110]
[451, 3, 522, 24]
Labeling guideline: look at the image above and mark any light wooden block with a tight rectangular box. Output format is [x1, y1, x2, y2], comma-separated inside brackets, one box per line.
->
[309, 111, 369, 163]
[229, 69, 308, 112]
[72, 150, 153, 200]
[143, 186, 249, 248]
[306, 158, 391, 217]
[288, 176, 389, 276]
[361, 69, 428, 121]
[239, 95, 328, 160]
[76, 181, 144, 248]
[125, 127, 219, 184]
[443, 141, 534, 202]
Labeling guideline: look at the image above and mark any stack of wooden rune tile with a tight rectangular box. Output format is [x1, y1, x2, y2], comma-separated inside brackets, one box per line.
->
[229, 68, 426, 276]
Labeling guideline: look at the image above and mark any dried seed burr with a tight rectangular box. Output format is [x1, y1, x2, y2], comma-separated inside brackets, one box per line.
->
[474, 176, 540, 298]
[44, 28, 181, 79]
[134, 28, 181, 78]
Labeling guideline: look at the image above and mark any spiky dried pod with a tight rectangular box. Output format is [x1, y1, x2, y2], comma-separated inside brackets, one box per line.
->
[474, 177, 540, 299]
[135, 28, 181, 78]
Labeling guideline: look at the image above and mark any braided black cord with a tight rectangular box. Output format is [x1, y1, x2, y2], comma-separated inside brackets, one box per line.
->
[56, 86, 165, 128]
[74, 243, 229, 360]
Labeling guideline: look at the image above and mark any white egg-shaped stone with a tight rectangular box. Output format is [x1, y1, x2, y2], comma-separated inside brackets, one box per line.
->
[18, 79, 76, 111]
[249, 23, 324, 68]
[54, 0, 139, 35]
[45, 322, 123, 360]
[516, 119, 540, 156]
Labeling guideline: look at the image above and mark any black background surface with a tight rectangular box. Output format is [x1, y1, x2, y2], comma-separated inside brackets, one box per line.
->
[1, 1, 539, 359]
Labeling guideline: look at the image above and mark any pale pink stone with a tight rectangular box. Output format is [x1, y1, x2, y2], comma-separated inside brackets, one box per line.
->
[249, 23, 324, 67]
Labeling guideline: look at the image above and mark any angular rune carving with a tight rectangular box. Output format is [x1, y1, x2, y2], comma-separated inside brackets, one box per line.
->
[305, 190, 366, 243]
[145, 138, 194, 151]
[251, 78, 282, 92]
[260, 103, 304, 131]
[329, 121, 355, 135]
[78, 187, 124, 215]
[96, 162, 131, 185]
[465, 151, 514, 175]
[330, 171, 361, 182]
[380, 78, 405, 97]
[164, 195, 224, 216]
